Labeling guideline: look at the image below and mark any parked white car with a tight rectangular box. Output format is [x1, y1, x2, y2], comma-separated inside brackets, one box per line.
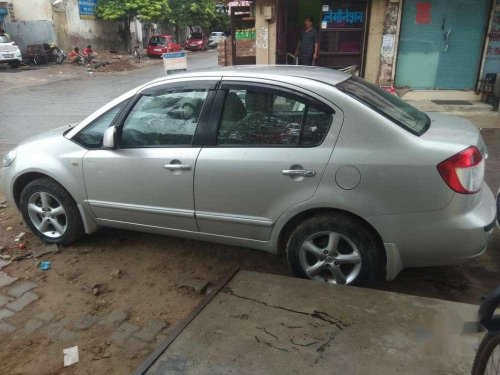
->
[0, 34, 22, 68]
[208, 32, 226, 48]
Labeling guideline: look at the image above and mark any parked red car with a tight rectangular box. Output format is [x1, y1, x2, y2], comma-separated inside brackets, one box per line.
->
[146, 35, 182, 57]
[185, 32, 208, 51]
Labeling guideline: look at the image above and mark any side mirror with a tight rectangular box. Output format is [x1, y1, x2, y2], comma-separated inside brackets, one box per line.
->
[103, 126, 117, 149]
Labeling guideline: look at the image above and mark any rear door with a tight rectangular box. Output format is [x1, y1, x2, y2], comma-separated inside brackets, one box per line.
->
[194, 80, 342, 241]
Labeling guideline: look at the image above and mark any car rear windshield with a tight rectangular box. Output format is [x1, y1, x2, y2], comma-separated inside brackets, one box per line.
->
[0, 35, 11, 43]
[211, 32, 223, 36]
[336, 77, 430, 136]
[191, 33, 203, 39]
[149, 36, 167, 46]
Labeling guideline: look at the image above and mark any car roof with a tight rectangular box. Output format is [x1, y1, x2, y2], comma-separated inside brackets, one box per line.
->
[145, 65, 351, 87]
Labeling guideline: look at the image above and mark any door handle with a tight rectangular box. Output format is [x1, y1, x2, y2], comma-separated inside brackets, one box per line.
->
[282, 169, 316, 177]
[163, 164, 191, 171]
[444, 28, 452, 52]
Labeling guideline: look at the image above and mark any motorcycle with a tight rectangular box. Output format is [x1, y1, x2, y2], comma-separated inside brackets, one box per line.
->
[31, 43, 66, 65]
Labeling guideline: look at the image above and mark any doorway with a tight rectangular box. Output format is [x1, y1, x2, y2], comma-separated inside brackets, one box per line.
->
[395, 0, 491, 90]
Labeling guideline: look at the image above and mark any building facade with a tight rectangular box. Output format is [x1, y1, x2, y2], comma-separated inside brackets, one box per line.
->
[222, 0, 500, 96]
[0, 0, 144, 53]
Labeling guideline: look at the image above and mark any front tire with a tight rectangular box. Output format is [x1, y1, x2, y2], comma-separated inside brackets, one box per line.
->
[471, 332, 500, 375]
[20, 178, 84, 245]
[286, 214, 383, 286]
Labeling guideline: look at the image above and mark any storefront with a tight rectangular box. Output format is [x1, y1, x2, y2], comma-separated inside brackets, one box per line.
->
[220, 0, 498, 94]
[395, 0, 493, 90]
[276, 0, 370, 74]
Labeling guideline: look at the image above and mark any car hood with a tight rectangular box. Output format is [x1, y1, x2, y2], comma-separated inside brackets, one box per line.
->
[188, 39, 203, 43]
[422, 112, 487, 157]
[18, 124, 77, 148]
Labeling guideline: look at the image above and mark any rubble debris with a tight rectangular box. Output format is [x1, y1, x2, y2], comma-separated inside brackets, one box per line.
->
[33, 244, 59, 258]
[14, 232, 26, 243]
[12, 252, 32, 261]
[18, 243, 26, 250]
[40, 261, 51, 271]
[63, 346, 79, 367]
[111, 269, 122, 279]
[6, 227, 13, 231]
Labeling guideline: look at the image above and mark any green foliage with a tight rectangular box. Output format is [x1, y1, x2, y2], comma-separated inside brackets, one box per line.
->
[165, 0, 222, 31]
[96, 0, 171, 22]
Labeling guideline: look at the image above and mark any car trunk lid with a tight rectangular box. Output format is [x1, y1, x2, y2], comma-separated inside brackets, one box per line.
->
[421, 112, 487, 157]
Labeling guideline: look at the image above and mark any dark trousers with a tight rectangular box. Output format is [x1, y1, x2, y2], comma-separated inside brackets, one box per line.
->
[298, 54, 313, 66]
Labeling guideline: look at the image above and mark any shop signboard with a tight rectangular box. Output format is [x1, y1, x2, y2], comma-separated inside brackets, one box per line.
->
[163, 52, 187, 75]
[79, 0, 97, 20]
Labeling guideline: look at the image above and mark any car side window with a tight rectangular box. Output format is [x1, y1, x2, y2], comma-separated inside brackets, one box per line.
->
[72, 101, 127, 149]
[120, 89, 208, 147]
[217, 88, 333, 147]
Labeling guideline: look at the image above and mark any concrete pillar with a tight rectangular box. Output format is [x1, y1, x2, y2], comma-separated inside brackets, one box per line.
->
[255, 0, 277, 65]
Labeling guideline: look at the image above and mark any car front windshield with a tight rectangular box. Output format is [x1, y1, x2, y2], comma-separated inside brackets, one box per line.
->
[150, 37, 167, 46]
[0, 35, 11, 43]
[191, 33, 203, 40]
[336, 76, 430, 136]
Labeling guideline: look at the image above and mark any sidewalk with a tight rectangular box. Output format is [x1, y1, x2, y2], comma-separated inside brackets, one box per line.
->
[140, 270, 480, 375]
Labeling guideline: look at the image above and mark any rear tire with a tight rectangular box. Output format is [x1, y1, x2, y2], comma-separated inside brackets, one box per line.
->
[19, 178, 84, 245]
[471, 332, 500, 375]
[286, 214, 383, 287]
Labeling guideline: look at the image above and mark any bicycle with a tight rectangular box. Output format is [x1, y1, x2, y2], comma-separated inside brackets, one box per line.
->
[471, 286, 500, 374]
[132, 44, 141, 63]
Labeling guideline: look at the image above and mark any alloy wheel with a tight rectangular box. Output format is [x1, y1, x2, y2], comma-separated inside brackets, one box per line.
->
[27, 192, 68, 238]
[298, 231, 362, 285]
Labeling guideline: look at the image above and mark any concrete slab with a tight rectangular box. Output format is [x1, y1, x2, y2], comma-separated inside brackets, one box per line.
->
[141, 271, 480, 375]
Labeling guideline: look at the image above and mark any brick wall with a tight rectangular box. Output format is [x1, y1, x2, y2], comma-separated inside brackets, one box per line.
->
[235, 39, 256, 57]
[218, 38, 233, 66]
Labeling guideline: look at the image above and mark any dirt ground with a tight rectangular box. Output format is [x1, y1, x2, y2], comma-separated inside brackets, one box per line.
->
[0, 113, 499, 374]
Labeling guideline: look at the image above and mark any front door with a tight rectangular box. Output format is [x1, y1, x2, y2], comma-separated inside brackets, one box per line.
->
[396, 0, 490, 89]
[83, 85, 215, 231]
[194, 81, 340, 241]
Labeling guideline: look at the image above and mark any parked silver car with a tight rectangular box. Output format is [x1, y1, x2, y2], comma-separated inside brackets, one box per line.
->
[1, 66, 496, 286]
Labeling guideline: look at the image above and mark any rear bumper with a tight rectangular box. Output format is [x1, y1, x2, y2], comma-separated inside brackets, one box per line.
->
[368, 184, 496, 277]
[0, 50, 22, 62]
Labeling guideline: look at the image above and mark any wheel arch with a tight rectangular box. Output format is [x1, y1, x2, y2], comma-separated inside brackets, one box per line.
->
[276, 207, 387, 276]
[13, 172, 76, 209]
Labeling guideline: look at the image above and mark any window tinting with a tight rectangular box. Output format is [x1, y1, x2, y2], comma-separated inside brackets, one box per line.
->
[121, 89, 208, 147]
[72, 101, 127, 149]
[336, 76, 430, 136]
[0, 35, 11, 43]
[217, 88, 333, 146]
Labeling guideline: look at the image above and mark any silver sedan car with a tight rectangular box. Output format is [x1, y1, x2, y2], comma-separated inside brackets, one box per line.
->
[1, 66, 496, 286]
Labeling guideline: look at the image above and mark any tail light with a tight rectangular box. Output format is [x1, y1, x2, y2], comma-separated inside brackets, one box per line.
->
[437, 146, 484, 194]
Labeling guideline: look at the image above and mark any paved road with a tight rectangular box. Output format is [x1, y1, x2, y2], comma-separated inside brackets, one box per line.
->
[0, 50, 218, 157]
